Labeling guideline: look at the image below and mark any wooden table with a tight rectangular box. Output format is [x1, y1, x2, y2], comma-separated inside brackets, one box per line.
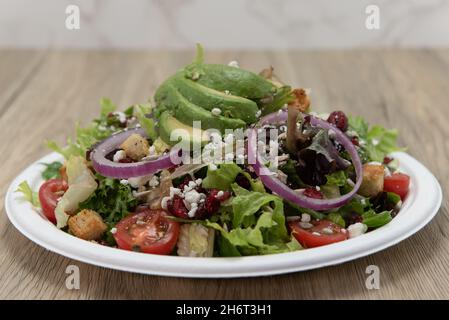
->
[0, 49, 447, 299]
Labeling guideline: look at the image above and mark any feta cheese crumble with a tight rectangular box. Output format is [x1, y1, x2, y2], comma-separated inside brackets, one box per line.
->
[148, 145, 156, 156]
[113, 150, 126, 162]
[347, 223, 368, 238]
[161, 196, 170, 210]
[184, 189, 202, 205]
[228, 60, 239, 68]
[211, 108, 222, 116]
[149, 175, 160, 188]
[113, 111, 127, 124]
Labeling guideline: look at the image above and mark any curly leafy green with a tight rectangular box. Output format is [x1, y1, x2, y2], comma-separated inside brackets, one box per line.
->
[41, 161, 62, 180]
[15, 181, 40, 207]
[46, 139, 84, 159]
[349, 116, 405, 163]
[134, 103, 157, 141]
[46, 98, 119, 159]
[46, 98, 155, 160]
[78, 174, 138, 245]
[79, 175, 137, 225]
[325, 170, 347, 187]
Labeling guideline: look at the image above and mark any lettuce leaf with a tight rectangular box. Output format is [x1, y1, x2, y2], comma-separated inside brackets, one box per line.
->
[362, 210, 392, 228]
[202, 163, 242, 191]
[46, 139, 84, 159]
[99, 97, 116, 116]
[55, 156, 98, 228]
[134, 103, 157, 141]
[325, 170, 347, 187]
[231, 188, 282, 228]
[327, 212, 345, 227]
[349, 116, 405, 163]
[240, 172, 266, 193]
[46, 98, 138, 159]
[206, 187, 301, 256]
[15, 181, 40, 207]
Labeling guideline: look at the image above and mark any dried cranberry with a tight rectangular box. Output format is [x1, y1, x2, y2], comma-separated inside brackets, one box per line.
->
[327, 111, 348, 132]
[177, 176, 193, 190]
[166, 195, 188, 219]
[194, 206, 207, 219]
[195, 189, 230, 219]
[383, 156, 393, 165]
[119, 158, 133, 163]
[303, 187, 324, 199]
[209, 189, 231, 201]
[204, 196, 220, 216]
[351, 137, 359, 146]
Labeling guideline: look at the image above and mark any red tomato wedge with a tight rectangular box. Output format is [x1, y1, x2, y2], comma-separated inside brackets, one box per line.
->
[38, 178, 68, 224]
[384, 172, 410, 200]
[289, 220, 348, 248]
[114, 209, 180, 255]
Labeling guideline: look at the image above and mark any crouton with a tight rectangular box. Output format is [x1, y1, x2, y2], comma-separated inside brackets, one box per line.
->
[120, 133, 149, 161]
[288, 88, 310, 113]
[358, 164, 385, 197]
[68, 209, 107, 241]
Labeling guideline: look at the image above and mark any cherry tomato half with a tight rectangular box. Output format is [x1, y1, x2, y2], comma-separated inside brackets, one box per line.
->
[384, 173, 410, 200]
[38, 178, 68, 224]
[289, 219, 348, 248]
[114, 209, 180, 255]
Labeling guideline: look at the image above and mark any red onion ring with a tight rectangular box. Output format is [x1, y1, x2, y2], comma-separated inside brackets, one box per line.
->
[90, 128, 177, 178]
[259, 109, 288, 125]
[248, 110, 363, 210]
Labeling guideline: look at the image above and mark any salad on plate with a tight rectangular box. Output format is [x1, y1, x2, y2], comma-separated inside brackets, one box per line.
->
[16, 45, 410, 257]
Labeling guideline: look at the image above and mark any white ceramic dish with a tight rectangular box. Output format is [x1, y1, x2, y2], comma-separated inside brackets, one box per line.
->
[5, 152, 442, 278]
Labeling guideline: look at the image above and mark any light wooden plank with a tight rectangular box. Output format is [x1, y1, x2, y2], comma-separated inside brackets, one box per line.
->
[0, 49, 447, 299]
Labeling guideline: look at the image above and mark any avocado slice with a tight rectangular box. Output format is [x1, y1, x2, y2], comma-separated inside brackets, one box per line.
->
[159, 111, 210, 146]
[155, 83, 246, 133]
[186, 64, 277, 99]
[170, 73, 259, 123]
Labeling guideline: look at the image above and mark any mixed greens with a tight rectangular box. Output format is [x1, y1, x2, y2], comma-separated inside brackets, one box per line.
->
[16, 45, 410, 257]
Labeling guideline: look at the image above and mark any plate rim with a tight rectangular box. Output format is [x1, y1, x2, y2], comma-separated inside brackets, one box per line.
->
[4, 151, 443, 278]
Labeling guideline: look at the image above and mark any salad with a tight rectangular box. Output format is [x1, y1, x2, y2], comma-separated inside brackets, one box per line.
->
[16, 45, 410, 257]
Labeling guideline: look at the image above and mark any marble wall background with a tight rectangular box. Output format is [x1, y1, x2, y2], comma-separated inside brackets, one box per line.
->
[1, 0, 448, 48]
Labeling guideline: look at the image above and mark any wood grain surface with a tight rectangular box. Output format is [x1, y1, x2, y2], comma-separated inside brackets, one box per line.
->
[0, 49, 447, 299]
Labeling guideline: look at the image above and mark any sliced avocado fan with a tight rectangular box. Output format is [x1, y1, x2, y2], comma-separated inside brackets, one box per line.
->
[154, 44, 294, 145]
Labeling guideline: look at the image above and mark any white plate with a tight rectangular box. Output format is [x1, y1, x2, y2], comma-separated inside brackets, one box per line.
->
[5, 152, 442, 278]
